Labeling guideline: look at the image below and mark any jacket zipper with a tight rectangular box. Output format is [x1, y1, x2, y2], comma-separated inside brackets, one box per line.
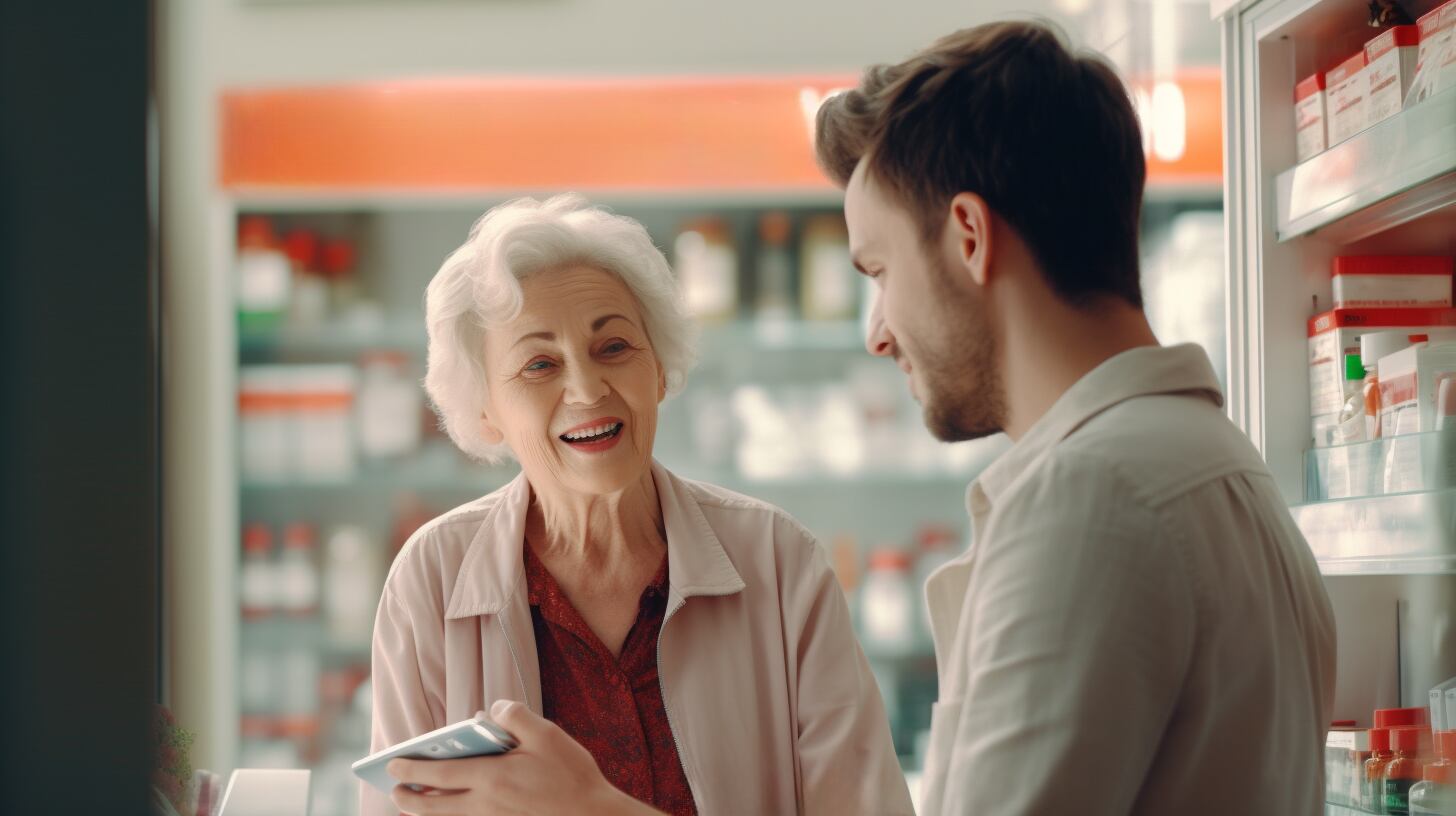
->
[657, 594, 701, 809]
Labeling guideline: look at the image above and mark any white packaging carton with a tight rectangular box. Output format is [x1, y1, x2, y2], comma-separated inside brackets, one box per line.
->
[1378, 342, 1456, 436]
[1378, 342, 1456, 493]
[1365, 25, 1422, 125]
[1332, 255, 1455, 309]
[1294, 72, 1328, 162]
[1326, 52, 1370, 145]
[1408, 1, 1454, 105]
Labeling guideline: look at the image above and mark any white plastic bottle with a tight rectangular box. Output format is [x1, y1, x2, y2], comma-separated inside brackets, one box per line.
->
[860, 549, 917, 659]
[324, 525, 380, 649]
[236, 216, 291, 330]
[356, 352, 423, 460]
[278, 523, 320, 617]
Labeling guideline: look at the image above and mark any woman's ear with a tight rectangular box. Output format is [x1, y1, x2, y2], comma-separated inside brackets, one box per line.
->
[479, 409, 505, 446]
[657, 362, 668, 403]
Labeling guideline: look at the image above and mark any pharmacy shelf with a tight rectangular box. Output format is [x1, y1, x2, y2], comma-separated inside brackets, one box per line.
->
[1276, 88, 1456, 243]
[241, 454, 519, 497]
[241, 464, 977, 502]
[241, 319, 869, 360]
[239, 322, 428, 359]
[1292, 488, 1456, 575]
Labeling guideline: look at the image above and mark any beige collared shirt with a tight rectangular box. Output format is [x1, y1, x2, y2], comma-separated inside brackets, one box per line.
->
[919, 344, 1336, 816]
[364, 460, 912, 816]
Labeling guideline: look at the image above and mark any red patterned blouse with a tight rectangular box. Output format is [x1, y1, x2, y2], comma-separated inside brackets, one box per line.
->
[523, 545, 697, 816]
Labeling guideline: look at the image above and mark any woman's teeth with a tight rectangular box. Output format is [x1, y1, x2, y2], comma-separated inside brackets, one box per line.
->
[561, 422, 623, 442]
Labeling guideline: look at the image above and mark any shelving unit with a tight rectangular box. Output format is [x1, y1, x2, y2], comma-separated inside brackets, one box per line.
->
[1215, 2, 1456, 810]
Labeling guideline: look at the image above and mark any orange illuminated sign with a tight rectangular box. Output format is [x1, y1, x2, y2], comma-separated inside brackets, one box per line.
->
[221, 72, 1221, 195]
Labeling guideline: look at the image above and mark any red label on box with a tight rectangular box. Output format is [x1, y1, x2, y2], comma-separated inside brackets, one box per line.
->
[1295, 72, 1327, 101]
[1307, 308, 1456, 337]
[1327, 52, 1368, 85]
[1332, 256, 1456, 277]
[1379, 371, 1419, 409]
[1366, 25, 1422, 61]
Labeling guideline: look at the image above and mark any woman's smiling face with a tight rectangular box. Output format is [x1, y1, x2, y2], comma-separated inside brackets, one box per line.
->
[479, 266, 666, 497]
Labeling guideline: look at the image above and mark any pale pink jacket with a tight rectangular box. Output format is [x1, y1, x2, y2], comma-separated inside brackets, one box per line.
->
[363, 460, 912, 816]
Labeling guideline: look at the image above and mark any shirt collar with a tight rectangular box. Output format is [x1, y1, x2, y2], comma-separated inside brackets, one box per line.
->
[446, 459, 744, 620]
[968, 343, 1223, 519]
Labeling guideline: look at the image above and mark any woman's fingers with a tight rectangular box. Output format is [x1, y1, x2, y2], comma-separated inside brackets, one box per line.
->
[390, 782, 469, 816]
[490, 699, 555, 748]
[388, 757, 469, 790]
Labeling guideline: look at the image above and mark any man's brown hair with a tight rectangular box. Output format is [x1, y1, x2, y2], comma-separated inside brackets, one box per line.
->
[816, 20, 1147, 308]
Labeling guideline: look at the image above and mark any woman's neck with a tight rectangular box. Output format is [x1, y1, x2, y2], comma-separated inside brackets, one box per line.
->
[526, 468, 666, 571]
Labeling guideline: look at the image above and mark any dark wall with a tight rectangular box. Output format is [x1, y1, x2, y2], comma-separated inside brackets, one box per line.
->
[0, 1, 158, 813]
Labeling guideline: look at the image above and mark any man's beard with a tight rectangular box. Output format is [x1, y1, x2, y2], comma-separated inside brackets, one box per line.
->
[913, 257, 1006, 443]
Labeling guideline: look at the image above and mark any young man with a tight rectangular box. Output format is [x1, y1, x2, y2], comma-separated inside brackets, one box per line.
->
[814, 19, 1335, 815]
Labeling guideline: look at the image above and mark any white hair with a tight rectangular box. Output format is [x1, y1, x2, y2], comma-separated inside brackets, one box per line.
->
[424, 194, 698, 463]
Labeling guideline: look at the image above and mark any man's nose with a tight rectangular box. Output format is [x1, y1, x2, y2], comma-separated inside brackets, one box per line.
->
[864, 295, 895, 358]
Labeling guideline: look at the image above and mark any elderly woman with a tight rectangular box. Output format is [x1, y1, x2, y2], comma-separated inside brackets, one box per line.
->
[363, 196, 910, 816]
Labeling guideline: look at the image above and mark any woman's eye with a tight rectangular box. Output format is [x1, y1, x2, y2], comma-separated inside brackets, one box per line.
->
[524, 359, 554, 372]
[602, 341, 629, 355]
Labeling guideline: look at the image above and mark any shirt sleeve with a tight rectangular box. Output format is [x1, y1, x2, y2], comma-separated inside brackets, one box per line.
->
[935, 455, 1196, 815]
[782, 521, 915, 816]
[359, 583, 445, 816]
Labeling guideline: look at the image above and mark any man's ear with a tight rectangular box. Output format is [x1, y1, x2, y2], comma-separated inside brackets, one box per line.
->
[479, 408, 505, 446]
[945, 192, 994, 289]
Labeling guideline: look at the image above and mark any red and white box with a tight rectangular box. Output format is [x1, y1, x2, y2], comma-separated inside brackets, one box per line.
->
[1441, 0, 1456, 92]
[1294, 72, 1328, 162]
[1332, 256, 1455, 309]
[1416, 3, 1450, 86]
[1365, 25, 1422, 125]
[1326, 52, 1370, 145]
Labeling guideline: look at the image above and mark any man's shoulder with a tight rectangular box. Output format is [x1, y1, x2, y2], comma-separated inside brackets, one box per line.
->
[1043, 392, 1271, 506]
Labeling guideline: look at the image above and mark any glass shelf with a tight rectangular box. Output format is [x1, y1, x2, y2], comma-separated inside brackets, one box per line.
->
[1276, 87, 1456, 243]
[1292, 486, 1456, 575]
[1306, 430, 1456, 502]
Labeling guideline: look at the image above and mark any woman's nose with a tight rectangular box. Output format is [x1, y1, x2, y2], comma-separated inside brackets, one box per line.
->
[562, 363, 610, 406]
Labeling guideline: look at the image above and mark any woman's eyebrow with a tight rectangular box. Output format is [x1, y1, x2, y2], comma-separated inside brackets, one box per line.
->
[510, 314, 632, 349]
[510, 330, 554, 349]
[592, 313, 635, 331]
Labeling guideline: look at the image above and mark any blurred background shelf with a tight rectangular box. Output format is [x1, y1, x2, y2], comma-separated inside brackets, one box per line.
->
[239, 318, 868, 361]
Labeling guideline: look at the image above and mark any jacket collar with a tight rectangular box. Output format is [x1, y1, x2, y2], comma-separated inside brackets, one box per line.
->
[971, 343, 1224, 514]
[445, 459, 744, 620]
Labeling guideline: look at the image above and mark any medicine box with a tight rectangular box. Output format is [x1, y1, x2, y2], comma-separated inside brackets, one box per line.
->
[1332, 255, 1454, 309]
[1378, 342, 1456, 436]
[1294, 72, 1328, 162]
[1326, 52, 1370, 145]
[1365, 25, 1421, 126]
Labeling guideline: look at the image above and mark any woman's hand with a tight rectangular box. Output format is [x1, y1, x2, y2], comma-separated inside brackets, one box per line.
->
[387, 700, 664, 816]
